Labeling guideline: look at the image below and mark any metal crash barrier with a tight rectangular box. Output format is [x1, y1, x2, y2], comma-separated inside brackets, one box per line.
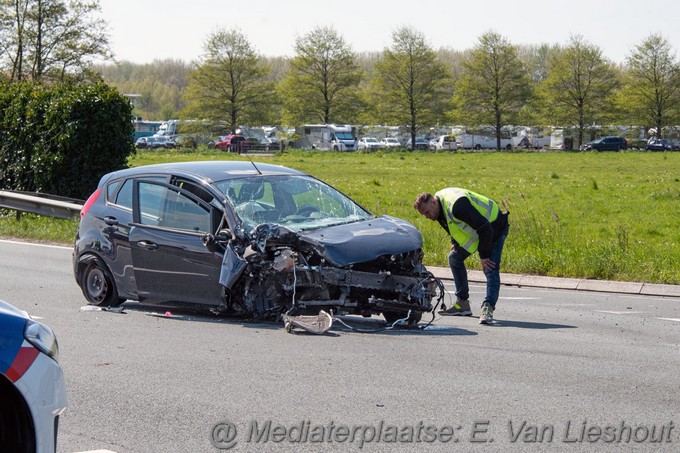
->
[0, 190, 84, 219]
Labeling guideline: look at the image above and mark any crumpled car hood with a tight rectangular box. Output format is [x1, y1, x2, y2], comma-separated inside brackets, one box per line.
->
[298, 215, 423, 266]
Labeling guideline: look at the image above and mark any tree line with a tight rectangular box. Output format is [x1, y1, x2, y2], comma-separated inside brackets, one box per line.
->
[2, 1, 680, 150]
[100, 27, 680, 151]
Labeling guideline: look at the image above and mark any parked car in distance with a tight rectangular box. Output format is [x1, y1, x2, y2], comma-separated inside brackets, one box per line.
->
[135, 136, 176, 149]
[73, 161, 440, 326]
[432, 135, 458, 151]
[379, 137, 401, 148]
[215, 134, 249, 152]
[260, 137, 280, 151]
[135, 136, 149, 148]
[579, 136, 628, 151]
[404, 136, 429, 150]
[158, 137, 177, 149]
[645, 138, 674, 151]
[0, 299, 67, 453]
[174, 135, 197, 149]
[357, 137, 382, 150]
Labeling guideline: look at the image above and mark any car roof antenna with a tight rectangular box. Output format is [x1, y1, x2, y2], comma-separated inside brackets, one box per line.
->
[243, 151, 262, 175]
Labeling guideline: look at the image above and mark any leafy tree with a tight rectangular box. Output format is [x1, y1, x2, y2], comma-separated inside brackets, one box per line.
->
[0, 0, 111, 82]
[453, 31, 531, 150]
[619, 34, 680, 138]
[539, 35, 619, 147]
[279, 26, 362, 125]
[0, 81, 134, 198]
[370, 26, 451, 150]
[181, 28, 274, 133]
[516, 43, 561, 126]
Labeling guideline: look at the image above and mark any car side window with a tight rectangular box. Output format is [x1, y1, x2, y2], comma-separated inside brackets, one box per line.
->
[110, 177, 165, 210]
[138, 182, 211, 233]
[113, 179, 133, 209]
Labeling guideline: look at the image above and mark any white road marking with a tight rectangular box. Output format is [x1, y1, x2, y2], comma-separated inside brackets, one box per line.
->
[72, 450, 118, 453]
[499, 297, 541, 300]
[594, 310, 644, 315]
[0, 238, 71, 250]
[657, 317, 680, 322]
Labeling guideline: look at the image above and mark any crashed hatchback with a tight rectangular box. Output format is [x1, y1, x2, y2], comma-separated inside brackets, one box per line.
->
[73, 161, 439, 325]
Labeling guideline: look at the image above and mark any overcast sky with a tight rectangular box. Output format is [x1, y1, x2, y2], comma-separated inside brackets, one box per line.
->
[99, 0, 679, 65]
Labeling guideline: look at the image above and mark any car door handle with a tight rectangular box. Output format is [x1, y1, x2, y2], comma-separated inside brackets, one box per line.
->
[137, 240, 159, 251]
[104, 216, 119, 226]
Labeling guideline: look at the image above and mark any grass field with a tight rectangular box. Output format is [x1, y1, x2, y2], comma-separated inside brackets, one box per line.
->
[2, 148, 678, 284]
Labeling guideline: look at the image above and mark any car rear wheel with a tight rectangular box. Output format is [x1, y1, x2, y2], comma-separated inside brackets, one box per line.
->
[79, 255, 124, 307]
[383, 311, 422, 327]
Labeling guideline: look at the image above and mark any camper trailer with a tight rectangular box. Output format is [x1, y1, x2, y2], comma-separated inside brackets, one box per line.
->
[512, 127, 551, 149]
[456, 133, 512, 150]
[296, 124, 357, 151]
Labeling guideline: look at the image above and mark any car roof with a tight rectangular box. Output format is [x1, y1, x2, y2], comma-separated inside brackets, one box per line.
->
[102, 160, 307, 185]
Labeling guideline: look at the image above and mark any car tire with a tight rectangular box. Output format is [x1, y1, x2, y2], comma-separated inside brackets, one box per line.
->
[383, 310, 422, 327]
[79, 255, 124, 307]
[474, 144, 482, 150]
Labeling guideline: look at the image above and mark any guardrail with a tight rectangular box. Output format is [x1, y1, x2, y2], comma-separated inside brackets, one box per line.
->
[0, 190, 84, 219]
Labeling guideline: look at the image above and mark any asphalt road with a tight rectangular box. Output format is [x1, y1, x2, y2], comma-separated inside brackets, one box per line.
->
[1, 239, 679, 453]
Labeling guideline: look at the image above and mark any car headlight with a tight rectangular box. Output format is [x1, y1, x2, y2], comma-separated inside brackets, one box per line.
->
[25, 319, 60, 362]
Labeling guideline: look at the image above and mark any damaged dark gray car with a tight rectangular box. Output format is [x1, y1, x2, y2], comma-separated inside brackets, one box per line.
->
[73, 161, 440, 325]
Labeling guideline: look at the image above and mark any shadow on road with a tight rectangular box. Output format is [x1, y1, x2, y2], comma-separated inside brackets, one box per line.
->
[491, 319, 576, 329]
[96, 303, 478, 336]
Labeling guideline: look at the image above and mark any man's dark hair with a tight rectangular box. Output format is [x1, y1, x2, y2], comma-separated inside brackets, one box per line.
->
[414, 192, 433, 210]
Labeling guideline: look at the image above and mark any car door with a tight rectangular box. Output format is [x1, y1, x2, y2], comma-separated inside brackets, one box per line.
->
[128, 179, 225, 306]
[603, 137, 617, 151]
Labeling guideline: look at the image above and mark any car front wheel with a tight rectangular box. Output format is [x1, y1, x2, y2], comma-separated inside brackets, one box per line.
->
[79, 255, 124, 307]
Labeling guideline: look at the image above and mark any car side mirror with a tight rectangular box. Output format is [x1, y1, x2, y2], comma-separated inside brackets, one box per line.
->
[215, 228, 234, 242]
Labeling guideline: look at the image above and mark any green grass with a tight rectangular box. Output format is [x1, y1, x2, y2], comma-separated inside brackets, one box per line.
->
[2, 148, 679, 284]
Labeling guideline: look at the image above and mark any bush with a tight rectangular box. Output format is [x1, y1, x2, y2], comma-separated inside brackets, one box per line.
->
[0, 81, 135, 199]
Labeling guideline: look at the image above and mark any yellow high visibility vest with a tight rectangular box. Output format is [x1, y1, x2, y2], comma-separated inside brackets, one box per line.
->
[435, 188, 499, 253]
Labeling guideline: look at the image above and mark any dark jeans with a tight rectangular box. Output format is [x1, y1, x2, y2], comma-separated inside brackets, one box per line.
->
[447, 224, 509, 309]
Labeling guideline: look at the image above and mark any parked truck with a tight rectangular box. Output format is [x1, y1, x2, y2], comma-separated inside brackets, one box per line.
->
[295, 124, 357, 151]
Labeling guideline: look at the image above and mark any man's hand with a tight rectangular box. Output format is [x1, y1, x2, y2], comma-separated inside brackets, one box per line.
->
[450, 243, 458, 252]
[480, 258, 496, 271]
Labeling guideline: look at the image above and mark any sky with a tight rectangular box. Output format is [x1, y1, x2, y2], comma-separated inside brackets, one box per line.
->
[98, 0, 679, 65]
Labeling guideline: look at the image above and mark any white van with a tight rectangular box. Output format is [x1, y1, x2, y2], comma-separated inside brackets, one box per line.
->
[434, 135, 457, 150]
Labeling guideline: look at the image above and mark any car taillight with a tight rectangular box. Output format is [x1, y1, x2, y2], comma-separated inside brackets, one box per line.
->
[80, 187, 102, 218]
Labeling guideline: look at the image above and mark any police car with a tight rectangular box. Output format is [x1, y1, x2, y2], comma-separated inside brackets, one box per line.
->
[0, 299, 67, 452]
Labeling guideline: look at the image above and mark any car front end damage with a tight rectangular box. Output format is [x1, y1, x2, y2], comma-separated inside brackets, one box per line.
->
[219, 219, 442, 326]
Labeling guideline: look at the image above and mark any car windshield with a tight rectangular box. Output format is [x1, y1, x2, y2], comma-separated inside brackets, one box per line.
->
[335, 132, 354, 140]
[215, 175, 373, 232]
